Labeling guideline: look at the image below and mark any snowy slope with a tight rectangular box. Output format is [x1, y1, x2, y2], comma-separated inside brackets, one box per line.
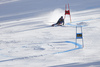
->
[0, 0, 100, 22]
[0, 0, 100, 67]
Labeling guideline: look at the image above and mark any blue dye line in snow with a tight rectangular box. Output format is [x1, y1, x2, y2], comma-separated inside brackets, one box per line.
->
[0, 41, 82, 62]
[66, 23, 86, 27]
[71, 17, 100, 24]
[53, 41, 83, 54]
[66, 17, 100, 27]
[71, 19, 93, 23]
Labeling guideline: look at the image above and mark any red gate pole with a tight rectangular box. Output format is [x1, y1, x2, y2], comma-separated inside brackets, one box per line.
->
[64, 4, 67, 23]
[68, 3, 72, 23]
[64, 4, 67, 19]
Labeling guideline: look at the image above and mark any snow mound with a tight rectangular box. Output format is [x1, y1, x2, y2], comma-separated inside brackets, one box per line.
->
[77, 22, 88, 26]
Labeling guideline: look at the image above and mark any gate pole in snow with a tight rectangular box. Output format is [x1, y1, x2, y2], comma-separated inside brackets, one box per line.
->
[68, 4, 72, 23]
[76, 26, 84, 48]
[64, 4, 72, 23]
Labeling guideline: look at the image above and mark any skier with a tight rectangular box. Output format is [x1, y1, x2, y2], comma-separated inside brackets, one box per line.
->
[52, 16, 64, 26]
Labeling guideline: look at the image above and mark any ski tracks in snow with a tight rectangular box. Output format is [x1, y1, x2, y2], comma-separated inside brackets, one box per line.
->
[0, 41, 83, 63]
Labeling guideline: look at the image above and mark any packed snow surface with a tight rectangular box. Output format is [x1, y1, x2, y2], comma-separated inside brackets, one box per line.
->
[0, 0, 100, 67]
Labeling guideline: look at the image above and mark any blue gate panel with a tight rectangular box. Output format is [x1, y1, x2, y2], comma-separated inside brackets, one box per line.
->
[76, 33, 82, 39]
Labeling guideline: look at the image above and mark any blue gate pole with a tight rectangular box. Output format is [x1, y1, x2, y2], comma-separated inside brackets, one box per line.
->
[76, 26, 84, 48]
[81, 26, 84, 48]
[75, 26, 77, 48]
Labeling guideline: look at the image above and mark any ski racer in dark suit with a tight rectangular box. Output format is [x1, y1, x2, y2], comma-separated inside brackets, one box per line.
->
[52, 16, 64, 26]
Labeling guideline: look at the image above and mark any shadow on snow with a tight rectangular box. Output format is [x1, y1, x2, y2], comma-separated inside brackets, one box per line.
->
[49, 61, 100, 67]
